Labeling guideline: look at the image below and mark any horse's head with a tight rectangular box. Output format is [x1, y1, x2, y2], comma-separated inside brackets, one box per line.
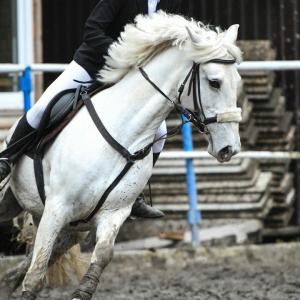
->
[180, 24, 242, 163]
[99, 13, 242, 162]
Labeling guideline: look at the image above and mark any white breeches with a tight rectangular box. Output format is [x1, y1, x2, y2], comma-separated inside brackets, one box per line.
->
[26, 60, 166, 153]
[26, 61, 91, 128]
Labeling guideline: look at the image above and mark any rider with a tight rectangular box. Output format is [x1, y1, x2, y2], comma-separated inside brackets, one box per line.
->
[0, 0, 181, 218]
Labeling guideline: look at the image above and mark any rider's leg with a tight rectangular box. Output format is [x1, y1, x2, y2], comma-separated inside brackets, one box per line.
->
[0, 115, 35, 183]
[131, 121, 166, 218]
[26, 60, 91, 128]
[0, 61, 91, 184]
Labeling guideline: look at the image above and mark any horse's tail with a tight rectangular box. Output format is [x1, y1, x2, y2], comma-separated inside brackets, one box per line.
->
[14, 212, 90, 287]
[46, 244, 89, 287]
[13, 212, 36, 254]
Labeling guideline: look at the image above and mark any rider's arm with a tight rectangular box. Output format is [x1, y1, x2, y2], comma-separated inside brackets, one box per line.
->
[83, 0, 127, 51]
[73, 0, 127, 78]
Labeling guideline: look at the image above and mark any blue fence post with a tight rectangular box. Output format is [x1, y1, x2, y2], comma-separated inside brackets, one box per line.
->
[182, 120, 201, 246]
[19, 67, 32, 112]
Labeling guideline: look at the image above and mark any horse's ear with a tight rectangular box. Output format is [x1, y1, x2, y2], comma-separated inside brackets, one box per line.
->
[186, 26, 200, 44]
[224, 24, 239, 43]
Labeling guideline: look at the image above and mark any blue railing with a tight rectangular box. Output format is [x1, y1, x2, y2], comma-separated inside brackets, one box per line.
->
[182, 120, 201, 246]
[19, 67, 32, 112]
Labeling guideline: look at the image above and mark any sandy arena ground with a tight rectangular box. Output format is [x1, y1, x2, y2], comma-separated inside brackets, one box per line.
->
[7, 242, 300, 300]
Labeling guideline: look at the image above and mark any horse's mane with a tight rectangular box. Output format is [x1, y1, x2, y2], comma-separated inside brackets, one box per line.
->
[99, 11, 243, 84]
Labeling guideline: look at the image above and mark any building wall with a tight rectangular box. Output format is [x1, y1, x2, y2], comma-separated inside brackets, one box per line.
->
[41, 0, 99, 87]
[41, 1, 299, 104]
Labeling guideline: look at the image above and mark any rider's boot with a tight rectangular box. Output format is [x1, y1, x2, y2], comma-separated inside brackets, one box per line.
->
[131, 152, 164, 218]
[131, 192, 164, 218]
[0, 115, 36, 184]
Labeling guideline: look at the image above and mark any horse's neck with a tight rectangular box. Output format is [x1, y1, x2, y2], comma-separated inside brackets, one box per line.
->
[93, 47, 189, 152]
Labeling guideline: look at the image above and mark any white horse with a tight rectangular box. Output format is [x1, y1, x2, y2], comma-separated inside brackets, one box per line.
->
[0, 12, 242, 300]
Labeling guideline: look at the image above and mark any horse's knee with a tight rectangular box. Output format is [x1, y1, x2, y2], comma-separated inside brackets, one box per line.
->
[93, 242, 114, 267]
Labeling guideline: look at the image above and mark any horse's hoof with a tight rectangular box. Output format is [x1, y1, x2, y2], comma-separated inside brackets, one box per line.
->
[20, 291, 36, 300]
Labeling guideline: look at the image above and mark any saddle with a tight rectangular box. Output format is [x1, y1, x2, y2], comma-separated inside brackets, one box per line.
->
[34, 81, 108, 149]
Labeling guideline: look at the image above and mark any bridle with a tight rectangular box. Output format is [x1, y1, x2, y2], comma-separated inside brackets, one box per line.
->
[139, 58, 242, 134]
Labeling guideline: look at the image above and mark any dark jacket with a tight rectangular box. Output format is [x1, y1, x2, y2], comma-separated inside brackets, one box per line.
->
[74, 0, 181, 78]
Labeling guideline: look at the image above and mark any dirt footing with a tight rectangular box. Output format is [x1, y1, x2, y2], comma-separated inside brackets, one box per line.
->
[3, 242, 300, 300]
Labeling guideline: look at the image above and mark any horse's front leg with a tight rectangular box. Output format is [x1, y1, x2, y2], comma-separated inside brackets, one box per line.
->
[20, 201, 71, 300]
[72, 208, 130, 300]
[0, 229, 86, 300]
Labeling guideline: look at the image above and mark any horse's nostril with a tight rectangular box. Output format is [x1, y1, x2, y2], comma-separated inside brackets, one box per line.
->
[218, 146, 233, 160]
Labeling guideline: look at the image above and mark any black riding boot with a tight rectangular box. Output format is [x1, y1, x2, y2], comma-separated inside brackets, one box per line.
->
[0, 115, 36, 184]
[131, 152, 164, 218]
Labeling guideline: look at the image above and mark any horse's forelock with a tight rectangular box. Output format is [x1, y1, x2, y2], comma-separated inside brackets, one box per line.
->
[98, 11, 242, 84]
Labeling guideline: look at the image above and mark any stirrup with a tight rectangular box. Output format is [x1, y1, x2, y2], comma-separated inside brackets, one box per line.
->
[0, 158, 13, 191]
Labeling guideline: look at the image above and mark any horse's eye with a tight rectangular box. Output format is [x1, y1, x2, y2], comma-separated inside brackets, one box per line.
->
[208, 80, 220, 89]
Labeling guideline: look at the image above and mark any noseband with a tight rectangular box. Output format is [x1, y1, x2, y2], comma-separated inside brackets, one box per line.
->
[139, 58, 242, 133]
